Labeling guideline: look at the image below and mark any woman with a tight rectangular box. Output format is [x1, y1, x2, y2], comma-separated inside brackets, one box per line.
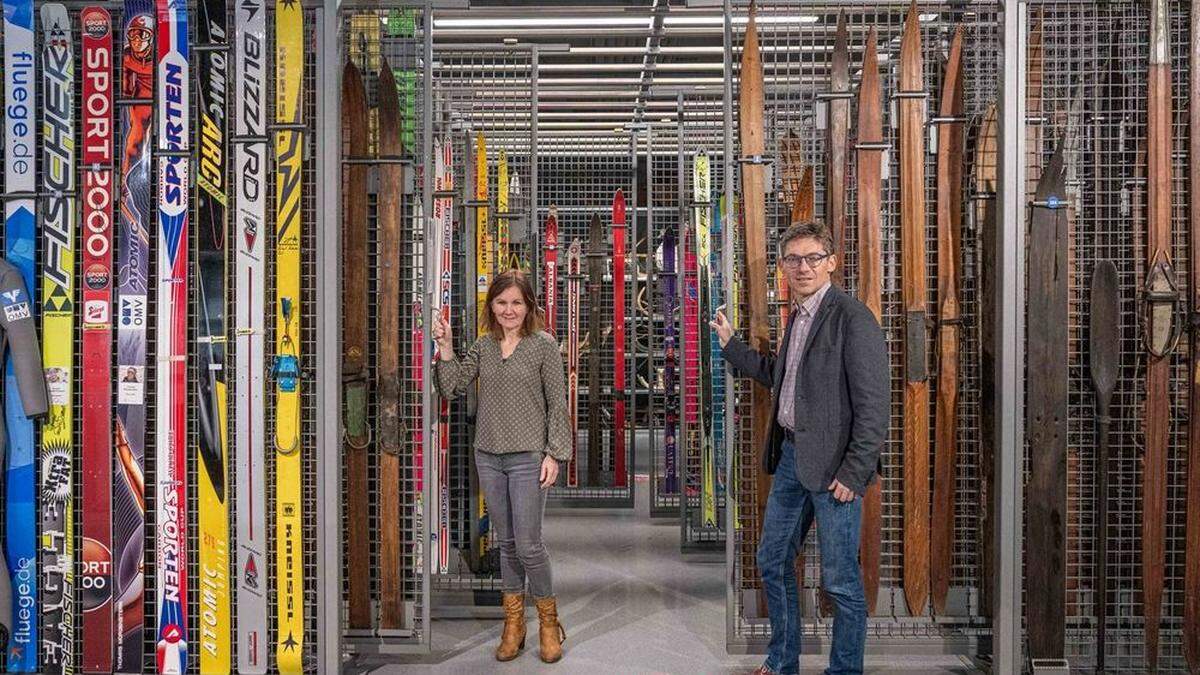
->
[432, 270, 571, 663]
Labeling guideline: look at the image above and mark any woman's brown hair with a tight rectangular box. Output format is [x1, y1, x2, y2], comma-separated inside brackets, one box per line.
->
[485, 269, 545, 339]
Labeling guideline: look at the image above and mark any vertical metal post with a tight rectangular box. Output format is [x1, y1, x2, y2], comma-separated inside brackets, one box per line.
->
[721, 0, 737, 646]
[420, 0, 434, 651]
[315, 3, 340, 670]
[628, 130, 638, 492]
[995, 1, 1026, 671]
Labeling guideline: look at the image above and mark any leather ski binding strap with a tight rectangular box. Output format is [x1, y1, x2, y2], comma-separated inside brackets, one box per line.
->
[1142, 250, 1182, 359]
[342, 367, 371, 450]
[905, 311, 927, 382]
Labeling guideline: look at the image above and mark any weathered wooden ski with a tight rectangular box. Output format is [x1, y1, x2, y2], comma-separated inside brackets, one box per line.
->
[1142, 2, 1178, 667]
[975, 104, 999, 619]
[777, 130, 802, 330]
[341, 60, 371, 630]
[1026, 140, 1068, 662]
[377, 60, 406, 630]
[1187, 5, 1200, 671]
[1089, 258, 1118, 672]
[587, 213, 604, 485]
[826, 13, 849, 285]
[899, 1, 930, 617]
[931, 26, 964, 617]
[857, 26, 883, 616]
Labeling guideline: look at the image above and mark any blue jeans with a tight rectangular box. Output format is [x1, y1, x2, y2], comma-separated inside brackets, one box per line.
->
[758, 439, 866, 675]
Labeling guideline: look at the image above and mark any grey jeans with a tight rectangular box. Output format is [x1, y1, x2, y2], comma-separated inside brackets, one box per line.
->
[474, 450, 554, 598]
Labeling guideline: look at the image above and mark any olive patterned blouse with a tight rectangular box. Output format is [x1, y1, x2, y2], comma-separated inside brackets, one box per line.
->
[434, 330, 572, 462]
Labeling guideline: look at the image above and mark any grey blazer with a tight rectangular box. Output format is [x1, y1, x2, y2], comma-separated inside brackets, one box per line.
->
[720, 284, 889, 495]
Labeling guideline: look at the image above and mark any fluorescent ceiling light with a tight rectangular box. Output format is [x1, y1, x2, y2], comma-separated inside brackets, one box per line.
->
[433, 16, 650, 29]
[666, 14, 819, 26]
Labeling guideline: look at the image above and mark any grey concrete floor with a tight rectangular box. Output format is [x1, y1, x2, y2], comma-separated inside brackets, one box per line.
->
[354, 472, 981, 674]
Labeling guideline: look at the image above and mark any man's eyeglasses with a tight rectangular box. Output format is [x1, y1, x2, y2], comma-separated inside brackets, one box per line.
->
[780, 252, 832, 270]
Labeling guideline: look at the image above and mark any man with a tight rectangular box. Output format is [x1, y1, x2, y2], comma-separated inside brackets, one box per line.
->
[711, 221, 888, 675]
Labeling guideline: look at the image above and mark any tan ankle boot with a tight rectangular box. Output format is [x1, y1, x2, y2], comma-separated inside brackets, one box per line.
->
[495, 592, 526, 661]
[534, 596, 566, 663]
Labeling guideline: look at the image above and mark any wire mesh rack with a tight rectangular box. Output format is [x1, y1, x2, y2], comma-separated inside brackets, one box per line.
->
[1025, 2, 1194, 671]
[725, 0, 1000, 655]
[338, 3, 430, 655]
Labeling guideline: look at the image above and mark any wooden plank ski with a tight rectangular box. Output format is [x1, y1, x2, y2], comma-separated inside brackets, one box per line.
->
[544, 207, 559, 336]
[233, 0, 268, 666]
[1026, 140, 1068, 662]
[898, 2, 930, 617]
[39, 6, 76, 671]
[80, 8, 116, 672]
[1089, 259, 1118, 672]
[694, 153, 716, 527]
[661, 226, 679, 496]
[738, 1, 772, 616]
[497, 150, 509, 270]
[776, 130, 802, 331]
[273, 0, 304, 666]
[154, 0, 191, 669]
[588, 213, 604, 485]
[826, 13, 849, 285]
[974, 104, 999, 619]
[1187, 5, 1200, 671]
[856, 26, 883, 617]
[377, 59, 406, 630]
[930, 26, 964, 617]
[434, 136, 453, 576]
[196, 0, 231, 664]
[114, 0, 154, 668]
[782, 168, 813, 331]
[566, 240, 582, 487]
[1142, 2, 1177, 666]
[612, 190, 628, 488]
[341, 59, 371, 630]
[3, 0, 38, 665]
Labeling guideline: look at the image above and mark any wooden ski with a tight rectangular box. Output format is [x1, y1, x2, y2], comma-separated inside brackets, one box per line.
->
[856, 26, 883, 616]
[975, 104, 999, 619]
[587, 213, 604, 485]
[377, 59, 405, 630]
[899, 1, 930, 617]
[1026, 140, 1068, 662]
[1142, 2, 1178, 666]
[1187, 4, 1200, 671]
[777, 130, 802, 330]
[566, 240, 582, 487]
[826, 13, 849, 285]
[80, 8, 116, 671]
[341, 59, 370, 630]
[739, 1, 772, 615]
[931, 26, 964, 617]
[1089, 258, 1118, 672]
[612, 190, 628, 488]
[544, 207, 559, 336]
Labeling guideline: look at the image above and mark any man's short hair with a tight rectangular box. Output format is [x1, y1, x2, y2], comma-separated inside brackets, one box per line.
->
[779, 220, 835, 257]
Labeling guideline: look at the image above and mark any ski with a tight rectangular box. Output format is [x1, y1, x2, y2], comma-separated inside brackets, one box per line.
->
[470, 131, 490, 568]
[80, 7, 115, 672]
[776, 130, 801, 331]
[566, 240, 582, 488]
[898, 1, 929, 617]
[1089, 258, 1118, 672]
[435, 135, 453, 575]
[682, 220, 699, 502]
[497, 150, 509, 270]
[612, 190, 628, 488]
[826, 13, 849, 284]
[544, 207, 558, 337]
[930, 26, 964, 617]
[377, 59, 405, 630]
[738, 2, 772, 616]
[1187, 4, 1200, 670]
[196, 0, 231, 664]
[711, 196, 726, 499]
[1141, 2, 1178, 667]
[341, 59, 370, 630]
[274, 0, 304, 666]
[114, 0, 154, 668]
[587, 213, 604, 485]
[975, 105, 999, 620]
[508, 174, 524, 272]
[154, 0, 191, 669]
[856, 27, 883, 617]
[233, 0, 268, 666]
[694, 153, 716, 527]
[661, 225, 679, 496]
[2, 0, 38, 664]
[38, 6, 76, 671]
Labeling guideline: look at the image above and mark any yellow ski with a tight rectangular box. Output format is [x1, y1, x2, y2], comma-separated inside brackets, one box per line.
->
[497, 149, 509, 270]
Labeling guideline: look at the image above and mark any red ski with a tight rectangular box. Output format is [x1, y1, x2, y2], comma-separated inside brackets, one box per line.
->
[544, 207, 558, 336]
[612, 191, 627, 487]
[566, 239, 581, 487]
[80, 7, 115, 671]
